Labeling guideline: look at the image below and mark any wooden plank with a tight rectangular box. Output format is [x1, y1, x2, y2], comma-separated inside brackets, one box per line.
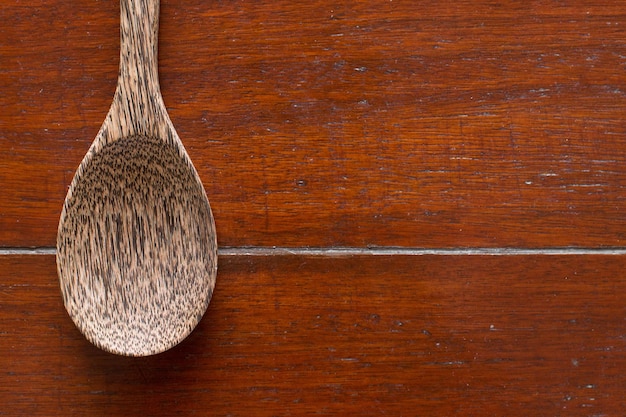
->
[2, 254, 626, 415]
[2, 1, 626, 248]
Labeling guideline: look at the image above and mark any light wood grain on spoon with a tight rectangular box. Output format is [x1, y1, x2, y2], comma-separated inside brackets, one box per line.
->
[56, 0, 217, 357]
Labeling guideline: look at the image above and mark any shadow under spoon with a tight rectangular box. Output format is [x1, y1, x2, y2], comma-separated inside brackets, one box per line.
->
[56, 0, 217, 356]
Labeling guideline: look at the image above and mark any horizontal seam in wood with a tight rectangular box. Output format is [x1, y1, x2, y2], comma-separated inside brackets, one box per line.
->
[3, 247, 626, 256]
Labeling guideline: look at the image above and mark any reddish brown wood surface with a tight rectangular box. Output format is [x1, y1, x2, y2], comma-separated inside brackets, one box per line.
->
[2, 1, 626, 248]
[3, 1, 626, 415]
[1, 254, 625, 416]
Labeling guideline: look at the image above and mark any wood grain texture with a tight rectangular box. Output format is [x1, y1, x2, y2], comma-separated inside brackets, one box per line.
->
[2, 1, 626, 414]
[57, 135, 217, 356]
[56, 0, 217, 356]
[2, 254, 626, 416]
[2, 1, 626, 248]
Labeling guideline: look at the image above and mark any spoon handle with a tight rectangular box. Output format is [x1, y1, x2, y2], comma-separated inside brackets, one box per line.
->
[119, 0, 160, 94]
[100, 0, 170, 143]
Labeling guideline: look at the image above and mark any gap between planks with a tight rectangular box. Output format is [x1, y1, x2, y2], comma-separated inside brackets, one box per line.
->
[3, 247, 626, 256]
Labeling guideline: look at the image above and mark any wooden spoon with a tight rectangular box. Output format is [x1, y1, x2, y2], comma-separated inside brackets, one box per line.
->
[56, 0, 217, 356]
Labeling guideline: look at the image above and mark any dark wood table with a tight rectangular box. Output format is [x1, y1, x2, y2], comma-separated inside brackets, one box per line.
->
[2, 1, 626, 415]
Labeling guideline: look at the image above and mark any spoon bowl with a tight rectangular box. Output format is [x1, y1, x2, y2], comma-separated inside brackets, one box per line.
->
[56, 0, 217, 356]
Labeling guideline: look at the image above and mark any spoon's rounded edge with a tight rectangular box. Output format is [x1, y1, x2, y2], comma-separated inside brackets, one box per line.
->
[56, 134, 218, 357]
